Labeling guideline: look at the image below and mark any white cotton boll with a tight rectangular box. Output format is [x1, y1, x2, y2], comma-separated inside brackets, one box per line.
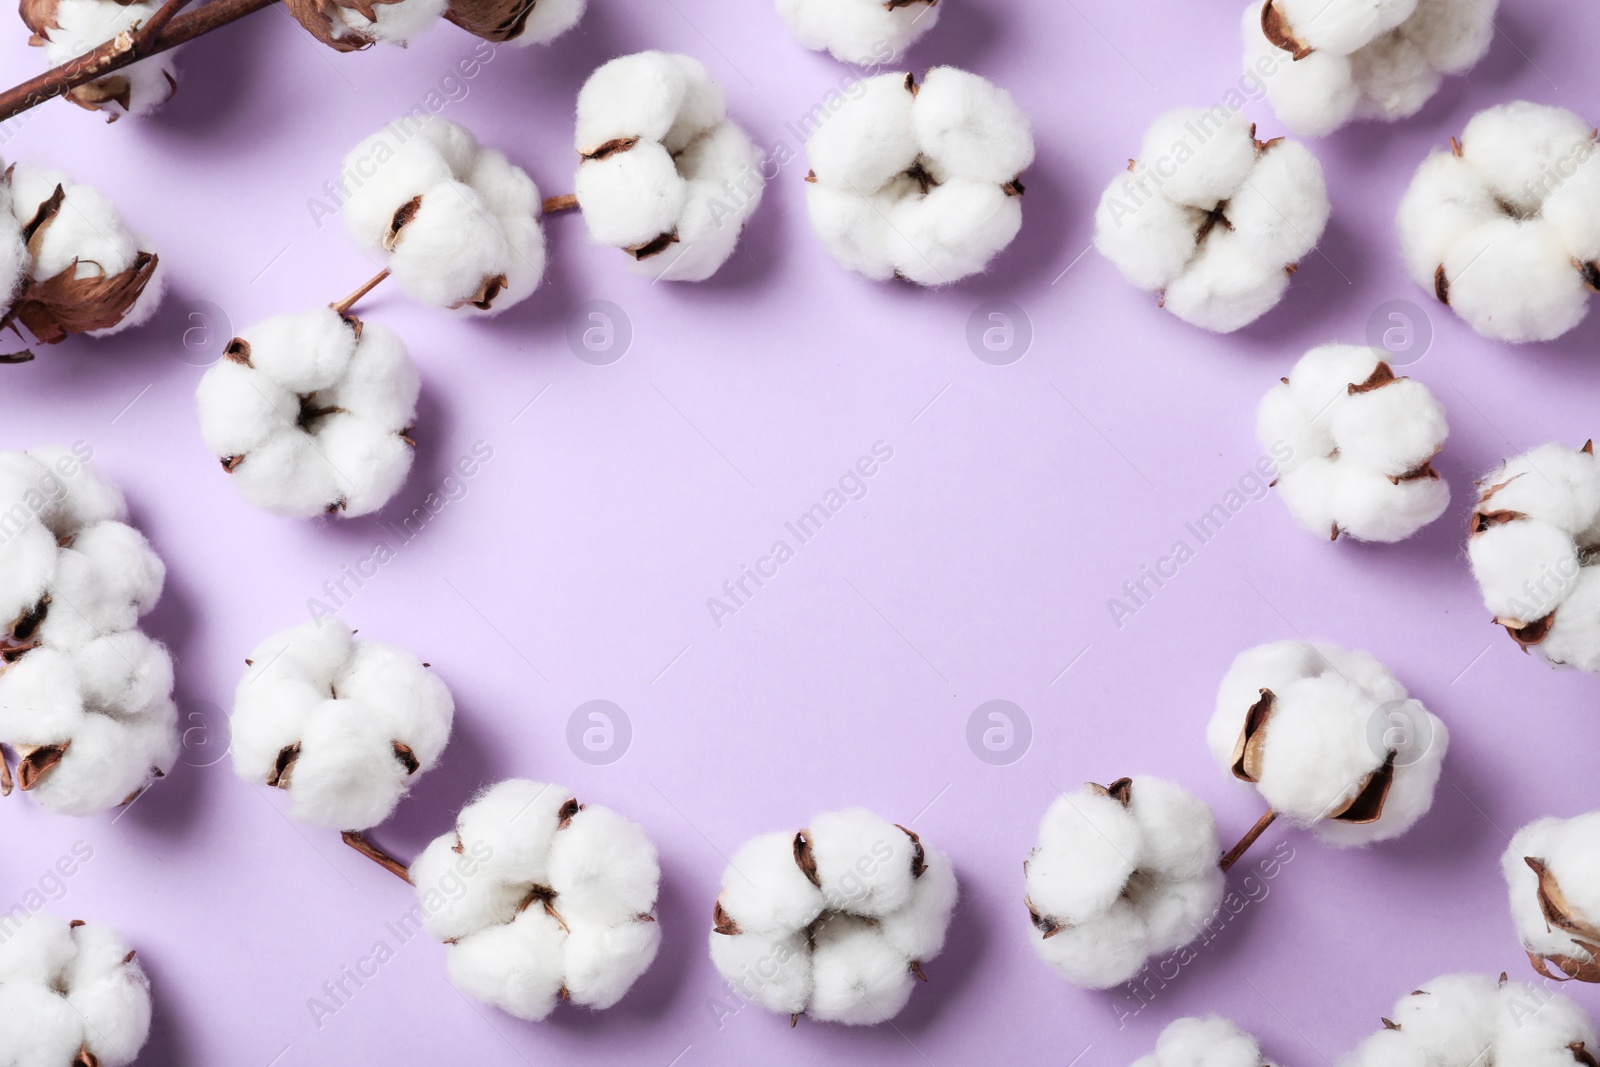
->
[228, 433, 345, 518]
[888, 178, 1022, 287]
[562, 913, 661, 1009]
[1277, 0, 1418, 55]
[1395, 153, 1497, 289]
[65, 925, 152, 1067]
[708, 928, 812, 1013]
[334, 0, 447, 44]
[1138, 109, 1258, 210]
[806, 74, 920, 191]
[1502, 813, 1600, 968]
[877, 849, 957, 961]
[0, 525, 60, 635]
[1029, 898, 1150, 988]
[547, 805, 661, 923]
[513, 0, 587, 45]
[1225, 140, 1331, 266]
[194, 360, 295, 461]
[1349, 32, 1440, 122]
[410, 835, 526, 942]
[575, 52, 691, 150]
[334, 641, 452, 767]
[447, 909, 568, 1021]
[1540, 570, 1600, 671]
[717, 832, 828, 933]
[319, 323, 419, 433]
[287, 701, 414, 829]
[1127, 775, 1222, 879]
[1243, 3, 1361, 138]
[1443, 218, 1591, 343]
[316, 416, 415, 518]
[1209, 639, 1325, 764]
[662, 55, 727, 154]
[1094, 181, 1206, 293]
[808, 809, 920, 917]
[230, 306, 355, 396]
[1467, 520, 1579, 621]
[1461, 102, 1596, 215]
[0, 209, 24, 307]
[41, 0, 179, 118]
[0, 984, 89, 1067]
[914, 67, 1036, 186]
[645, 122, 766, 282]
[1133, 870, 1226, 953]
[386, 182, 510, 307]
[808, 916, 915, 1025]
[1405, 0, 1496, 73]
[1542, 162, 1600, 264]
[1326, 465, 1451, 543]
[1160, 232, 1292, 334]
[0, 916, 150, 1067]
[455, 779, 573, 886]
[1352, 973, 1597, 1067]
[0, 911, 77, 984]
[1251, 674, 1387, 821]
[1481, 445, 1600, 535]
[1333, 379, 1448, 474]
[1028, 789, 1140, 923]
[774, 0, 940, 66]
[574, 144, 688, 249]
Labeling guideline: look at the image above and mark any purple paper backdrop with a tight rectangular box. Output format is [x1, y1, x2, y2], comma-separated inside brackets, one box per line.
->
[3, 1, 1600, 1064]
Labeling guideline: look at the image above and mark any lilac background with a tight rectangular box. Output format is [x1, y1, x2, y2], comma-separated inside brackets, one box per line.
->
[3, 1, 1600, 1063]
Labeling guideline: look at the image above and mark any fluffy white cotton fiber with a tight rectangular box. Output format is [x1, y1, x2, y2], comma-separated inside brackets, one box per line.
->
[1502, 812, 1600, 981]
[804, 67, 1034, 286]
[0, 447, 177, 815]
[1210, 640, 1447, 845]
[1398, 102, 1600, 342]
[709, 808, 956, 1025]
[1468, 442, 1600, 669]
[1096, 108, 1329, 332]
[25, 0, 180, 118]
[1026, 776, 1224, 989]
[228, 617, 453, 831]
[573, 52, 765, 282]
[341, 116, 546, 313]
[195, 306, 420, 519]
[1135, 1016, 1276, 1067]
[0, 913, 152, 1067]
[774, 0, 941, 66]
[410, 779, 662, 1020]
[1259, 344, 1450, 542]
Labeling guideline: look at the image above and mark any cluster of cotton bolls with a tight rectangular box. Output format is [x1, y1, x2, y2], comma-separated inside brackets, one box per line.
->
[341, 117, 546, 314]
[1467, 442, 1600, 670]
[1209, 639, 1448, 845]
[1502, 812, 1600, 982]
[21, 0, 179, 119]
[1024, 776, 1224, 989]
[1398, 102, 1600, 343]
[0, 446, 177, 816]
[410, 779, 663, 1021]
[573, 52, 766, 282]
[1134, 1017, 1275, 1067]
[774, 0, 941, 66]
[1243, 0, 1497, 138]
[1095, 108, 1329, 333]
[709, 808, 957, 1025]
[195, 307, 421, 519]
[803, 67, 1035, 286]
[1258, 344, 1451, 542]
[0, 913, 152, 1067]
[1, 161, 163, 363]
[228, 618, 453, 832]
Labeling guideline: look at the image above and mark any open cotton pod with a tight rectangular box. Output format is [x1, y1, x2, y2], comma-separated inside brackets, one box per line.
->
[1467, 442, 1600, 669]
[1399, 103, 1600, 343]
[774, 0, 941, 66]
[1258, 344, 1450, 542]
[1209, 640, 1447, 851]
[21, 0, 180, 118]
[1095, 109, 1329, 333]
[1243, 0, 1497, 138]
[1, 161, 162, 363]
[572, 52, 765, 282]
[1502, 813, 1600, 982]
[229, 618, 452, 876]
[284, 0, 449, 51]
[0, 446, 177, 815]
[341, 116, 546, 314]
[1136, 1017, 1277, 1067]
[410, 779, 662, 1020]
[195, 306, 420, 519]
[0, 912, 152, 1067]
[804, 67, 1034, 286]
[709, 808, 957, 1026]
[443, 0, 586, 44]
[1025, 777, 1224, 989]
[1344, 973, 1598, 1067]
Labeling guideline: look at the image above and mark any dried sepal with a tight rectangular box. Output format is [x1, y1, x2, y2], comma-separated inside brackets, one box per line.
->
[443, 0, 540, 43]
[15, 741, 70, 791]
[284, 0, 407, 51]
[793, 830, 821, 887]
[1328, 750, 1396, 824]
[1260, 0, 1312, 60]
[1348, 361, 1399, 394]
[1230, 688, 1275, 783]
[1498, 612, 1556, 650]
[1, 254, 160, 346]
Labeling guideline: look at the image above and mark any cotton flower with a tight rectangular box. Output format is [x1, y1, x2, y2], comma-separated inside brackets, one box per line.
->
[284, 0, 448, 50]
[804, 67, 1034, 286]
[1096, 108, 1329, 333]
[195, 307, 419, 519]
[1208, 639, 1448, 846]
[228, 618, 453, 832]
[709, 808, 957, 1025]
[0, 913, 152, 1067]
[22, 0, 180, 119]
[774, 0, 941, 66]
[1258, 344, 1450, 542]
[1502, 812, 1600, 982]
[442, 0, 586, 45]
[573, 52, 766, 282]
[1025, 777, 1224, 989]
[410, 779, 662, 1020]
[341, 116, 546, 314]
[2, 161, 163, 363]
[1467, 442, 1600, 669]
[1343, 973, 1598, 1067]
[1244, 0, 1497, 138]
[0, 446, 176, 816]
[1136, 1017, 1277, 1067]
[1398, 102, 1600, 343]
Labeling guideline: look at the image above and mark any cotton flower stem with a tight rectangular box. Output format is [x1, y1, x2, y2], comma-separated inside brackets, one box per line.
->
[331, 269, 390, 317]
[541, 194, 579, 215]
[1219, 809, 1278, 872]
[340, 830, 413, 884]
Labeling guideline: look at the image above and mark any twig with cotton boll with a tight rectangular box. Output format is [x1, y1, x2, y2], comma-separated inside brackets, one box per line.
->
[1025, 776, 1225, 989]
[708, 808, 957, 1026]
[774, 0, 941, 67]
[1259, 344, 1450, 542]
[22, 0, 185, 119]
[410, 779, 662, 1021]
[1135, 1016, 1278, 1067]
[0, 160, 163, 365]
[1244, 0, 1497, 138]
[227, 617, 453, 880]
[572, 52, 767, 283]
[802, 67, 1034, 286]
[1467, 442, 1600, 669]
[0, 447, 178, 815]
[1398, 102, 1600, 344]
[1502, 812, 1600, 982]
[1095, 108, 1330, 333]
[0, 912, 152, 1067]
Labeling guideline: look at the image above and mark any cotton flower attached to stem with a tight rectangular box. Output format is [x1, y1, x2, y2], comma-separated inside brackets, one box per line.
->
[1095, 108, 1329, 333]
[21, 0, 186, 120]
[411, 779, 663, 1021]
[0, 912, 152, 1067]
[1259, 344, 1450, 542]
[804, 67, 1034, 285]
[1135, 1016, 1278, 1067]
[774, 0, 942, 67]
[1503, 813, 1600, 982]
[709, 808, 957, 1026]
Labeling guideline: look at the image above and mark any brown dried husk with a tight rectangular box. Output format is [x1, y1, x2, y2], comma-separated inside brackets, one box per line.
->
[445, 0, 541, 42]
[285, 0, 408, 51]
[1524, 857, 1600, 982]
